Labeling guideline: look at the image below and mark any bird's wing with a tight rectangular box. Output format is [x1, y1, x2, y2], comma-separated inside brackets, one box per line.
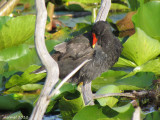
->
[54, 42, 67, 54]
[60, 34, 93, 59]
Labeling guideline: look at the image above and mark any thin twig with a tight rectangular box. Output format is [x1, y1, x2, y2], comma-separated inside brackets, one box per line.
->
[48, 59, 91, 99]
[93, 93, 135, 99]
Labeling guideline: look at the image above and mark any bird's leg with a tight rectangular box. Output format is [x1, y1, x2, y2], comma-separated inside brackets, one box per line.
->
[82, 81, 94, 105]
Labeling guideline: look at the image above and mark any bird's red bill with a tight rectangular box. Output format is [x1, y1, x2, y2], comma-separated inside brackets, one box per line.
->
[92, 33, 98, 48]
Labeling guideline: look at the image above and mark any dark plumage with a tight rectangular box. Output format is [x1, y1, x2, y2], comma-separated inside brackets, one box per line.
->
[36, 21, 122, 104]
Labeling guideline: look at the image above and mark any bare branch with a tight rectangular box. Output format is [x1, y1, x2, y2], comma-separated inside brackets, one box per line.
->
[29, 0, 59, 119]
[48, 59, 91, 99]
[132, 106, 141, 120]
[93, 93, 135, 99]
[95, 0, 111, 22]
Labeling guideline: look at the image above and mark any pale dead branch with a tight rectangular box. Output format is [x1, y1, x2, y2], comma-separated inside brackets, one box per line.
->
[29, 0, 59, 119]
[132, 106, 141, 120]
[95, 0, 111, 22]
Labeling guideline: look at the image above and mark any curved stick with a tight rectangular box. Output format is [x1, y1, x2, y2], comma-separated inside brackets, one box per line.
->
[29, 0, 59, 119]
[95, 0, 111, 22]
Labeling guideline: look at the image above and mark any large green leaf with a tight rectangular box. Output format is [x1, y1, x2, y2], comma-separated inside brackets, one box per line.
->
[96, 85, 121, 107]
[111, 103, 135, 120]
[7, 48, 40, 71]
[0, 44, 30, 62]
[114, 57, 137, 67]
[21, 84, 43, 91]
[132, 1, 160, 40]
[115, 72, 155, 90]
[122, 28, 160, 66]
[73, 105, 109, 120]
[0, 15, 36, 50]
[59, 90, 85, 120]
[5, 65, 46, 88]
[73, 104, 134, 120]
[92, 70, 127, 91]
[136, 58, 160, 75]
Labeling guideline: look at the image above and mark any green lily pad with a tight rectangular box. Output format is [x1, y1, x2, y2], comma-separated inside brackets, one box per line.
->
[0, 15, 36, 50]
[114, 57, 137, 67]
[21, 84, 43, 91]
[96, 85, 121, 107]
[47, 83, 77, 113]
[122, 28, 160, 66]
[112, 103, 133, 113]
[0, 44, 30, 62]
[6, 86, 23, 93]
[73, 105, 108, 120]
[136, 58, 160, 75]
[132, 1, 160, 40]
[111, 103, 134, 120]
[5, 65, 46, 88]
[92, 70, 127, 91]
[8, 48, 40, 72]
[73, 104, 134, 120]
[59, 90, 85, 120]
[115, 72, 155, 90]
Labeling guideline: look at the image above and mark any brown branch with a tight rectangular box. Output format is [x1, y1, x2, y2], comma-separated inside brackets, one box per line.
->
[29, 0, 59, 119]
[93, 91, 149, 100]
[93, 93, 135, 99]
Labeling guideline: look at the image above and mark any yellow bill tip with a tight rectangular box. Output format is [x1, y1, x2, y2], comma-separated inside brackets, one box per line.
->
[92, 44, 95, 48]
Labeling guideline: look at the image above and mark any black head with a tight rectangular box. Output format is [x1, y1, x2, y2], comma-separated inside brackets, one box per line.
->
[91, 21, 112, 48]
[92, 21, 111, 37]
